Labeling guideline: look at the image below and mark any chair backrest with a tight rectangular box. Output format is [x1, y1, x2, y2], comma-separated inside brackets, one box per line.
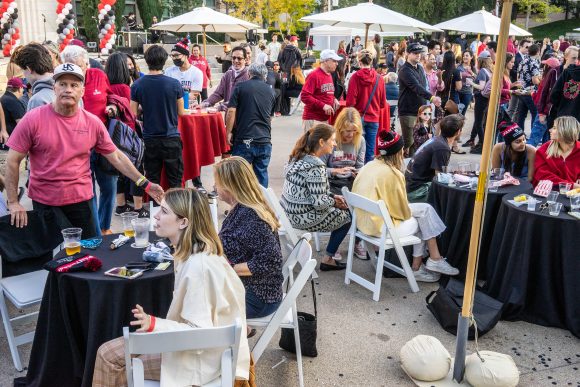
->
[123, 319, 243, 387]
[281, 234, 312, 287]
[260, 186, 299, 246]
[341, 187, 400, 242]
[251, 258, 317, 362]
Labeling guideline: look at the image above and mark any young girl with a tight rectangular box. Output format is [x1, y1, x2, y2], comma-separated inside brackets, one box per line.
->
[413, 105, 435, 152]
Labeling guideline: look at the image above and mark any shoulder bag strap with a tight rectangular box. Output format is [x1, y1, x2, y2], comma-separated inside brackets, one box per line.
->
[310, 278, 317, 317]
[362, 74, 381, 121]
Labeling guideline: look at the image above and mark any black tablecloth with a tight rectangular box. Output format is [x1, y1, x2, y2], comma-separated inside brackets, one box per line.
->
[484, 193, 580, 337]
[427, 178, 533, 279]
[22, 233, 174, 387]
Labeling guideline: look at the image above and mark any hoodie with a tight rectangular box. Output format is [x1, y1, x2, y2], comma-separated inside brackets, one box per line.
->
[346, 68, 386, 123]
[280, 154, 351, 233]
[27, 77, 55, 112]
[278, 44, 302, 75]
[205, 66, 249, 111]
[550, 64, 580, 122]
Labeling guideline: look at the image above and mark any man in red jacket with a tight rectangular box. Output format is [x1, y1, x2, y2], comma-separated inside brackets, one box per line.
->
[301, 49, 342, 132]
[346, 49, 386, 163]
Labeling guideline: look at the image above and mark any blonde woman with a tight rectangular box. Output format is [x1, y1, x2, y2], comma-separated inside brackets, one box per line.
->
[352, 130, 459, 282]
[93, 188, 250, 387]
[215, 157, 284, 319]
[533, 116, 580, 188]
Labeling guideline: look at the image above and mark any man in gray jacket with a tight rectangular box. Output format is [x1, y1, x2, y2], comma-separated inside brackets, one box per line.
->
[13, 43, 55, 111]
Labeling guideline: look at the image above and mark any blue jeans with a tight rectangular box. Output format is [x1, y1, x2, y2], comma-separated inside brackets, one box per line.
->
[516, 95, 537, 133]
[231, 142, 272, 187]
[362, 120, 379, 164]
[246, 288, 281, 319]
[325, 221, 351, 256]
[528, 115, 549, 147]
[91, 160, 118, 233]
[458, 93, 473, 116]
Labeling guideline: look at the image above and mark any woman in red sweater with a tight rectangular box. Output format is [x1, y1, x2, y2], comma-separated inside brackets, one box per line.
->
[105, 52, 132, 102]
[532, 116, 580, 188]
[346, 49, 386, 163]
[189, 44, 212, 101]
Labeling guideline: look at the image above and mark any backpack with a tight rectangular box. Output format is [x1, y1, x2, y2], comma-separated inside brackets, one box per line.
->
[97, 118, 145, 175]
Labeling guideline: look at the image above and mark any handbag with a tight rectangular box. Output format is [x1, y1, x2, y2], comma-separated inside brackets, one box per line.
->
[279, 278, 318, 357]
[481, 69, 493, 98]
[443, 72, 459, 114]
[425, 278, 503, 340]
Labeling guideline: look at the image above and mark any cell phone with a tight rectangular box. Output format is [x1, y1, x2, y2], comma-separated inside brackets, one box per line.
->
[125, 262, 155, 270]
[105, 266, 144, 279]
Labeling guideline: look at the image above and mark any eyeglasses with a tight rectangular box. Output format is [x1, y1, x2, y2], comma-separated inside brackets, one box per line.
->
[421, 112, 431, 116]
[232, 56, 244, 61]
[170, 54, 183, 59]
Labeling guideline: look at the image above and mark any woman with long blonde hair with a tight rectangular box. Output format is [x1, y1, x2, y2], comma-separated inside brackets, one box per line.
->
[533, 116, 580, 188]
[215, 157, 284, 319]
[352, 131, 459, 282]
[93, 188, 250, 386]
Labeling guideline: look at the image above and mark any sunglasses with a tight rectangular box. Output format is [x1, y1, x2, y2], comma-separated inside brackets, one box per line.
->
[421, 112, 431, 116]
[232, 56, 244, 61]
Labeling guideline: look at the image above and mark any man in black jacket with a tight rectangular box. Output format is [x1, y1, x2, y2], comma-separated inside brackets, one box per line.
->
[278, 36, 303, 75]
[398, 43, 441, 155]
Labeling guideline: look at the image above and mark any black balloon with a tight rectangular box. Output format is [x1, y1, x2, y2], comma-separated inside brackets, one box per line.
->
[66, 14, 73, 20]
[108, 10, 114, 16]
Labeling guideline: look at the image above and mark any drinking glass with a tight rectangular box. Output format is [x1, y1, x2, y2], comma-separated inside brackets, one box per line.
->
[559, 183, 572, 194]
[62, 228, 82, 256]
[121, 212, 139, 237]
[469, 177, 478, 191]
[492, 168, 504, 181]
[546, 191, 559, 204]
[548, 202, 563, 216]
[527, 197, 537, 211]
[473, 163, 480, 176]
[488, 182, 498, 193]
[458, 162, 470, 175]
[131, 218, 150, 248]
[570, 195, 580, 211]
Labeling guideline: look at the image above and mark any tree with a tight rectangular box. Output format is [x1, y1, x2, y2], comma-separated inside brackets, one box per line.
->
[81, 0, 100, 42]
[115, 0, 126, 30]
[386, 0, 489, 25]
[223, 0, 264, 24]
[136, 0, 163, 29]
[515, 0, 561, 30]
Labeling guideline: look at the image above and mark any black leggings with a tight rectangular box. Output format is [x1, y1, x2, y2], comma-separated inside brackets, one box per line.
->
[470, 94, 489, 143]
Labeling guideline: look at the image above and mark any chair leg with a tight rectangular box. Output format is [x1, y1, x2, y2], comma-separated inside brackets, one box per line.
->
[292, 308, 304, 387]
[0, 292, 23, 371]
[313, 233, 321, 252]
[373, 248, 386, 301]
[394, 244, 420, 293]
[344, 232, 356, 285]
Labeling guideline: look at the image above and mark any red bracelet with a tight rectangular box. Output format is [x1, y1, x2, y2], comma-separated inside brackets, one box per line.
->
[144, 182, 152, 193]
[147, 315, 156, 332]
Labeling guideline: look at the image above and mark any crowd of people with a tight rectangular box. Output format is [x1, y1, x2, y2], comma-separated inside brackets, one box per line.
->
[0, 30, 579, 385]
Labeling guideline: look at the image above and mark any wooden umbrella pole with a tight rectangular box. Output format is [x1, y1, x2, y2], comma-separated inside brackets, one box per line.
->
[453, 0, 513, 382]
[202, 25, 207, 59]
[364, 23, 370, 50]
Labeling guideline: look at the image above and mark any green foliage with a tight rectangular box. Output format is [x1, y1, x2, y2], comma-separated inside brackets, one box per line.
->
[386, 0, 489, 24]
[163, 0, 204, 18]
[136, 0, 163, 29]
[115, 0, 126, 30]
[529, 17, 580, 39]
[80, 0, 100, 41]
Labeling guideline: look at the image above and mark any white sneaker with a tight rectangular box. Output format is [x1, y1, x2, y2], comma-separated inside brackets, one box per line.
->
[426, 258, 459, 276]
[413, 265, 441, 282]
[354, 242, 367, 259]
[333, 252, 343, 261]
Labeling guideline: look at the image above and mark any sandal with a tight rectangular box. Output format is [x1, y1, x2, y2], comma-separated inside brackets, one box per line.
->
[451, 146, 466, 154]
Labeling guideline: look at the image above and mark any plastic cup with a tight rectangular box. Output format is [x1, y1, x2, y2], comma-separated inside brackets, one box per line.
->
[469, 178, 478, 191]
[548, 202, 563, 216]
[559, 183, 572, 194]
[473, 163, 480, 176]
[546, 191, 559, 204]
[570, 195, 580, 211]
[62, 228, 82, 256]
[131, 218, 150, 248]
[121, 212, 139, 237]
[492, 168, 504, 181]
[488, 182, 498, 193]
[527, 197, 537, 211]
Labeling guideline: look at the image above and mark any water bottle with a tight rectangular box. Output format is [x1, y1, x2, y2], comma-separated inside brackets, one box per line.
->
[183, 90, 189, 109]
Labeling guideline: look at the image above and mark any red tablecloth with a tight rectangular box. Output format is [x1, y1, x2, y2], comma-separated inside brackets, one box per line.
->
[160, 112, 228, 189]
[328, 101, 391, 155]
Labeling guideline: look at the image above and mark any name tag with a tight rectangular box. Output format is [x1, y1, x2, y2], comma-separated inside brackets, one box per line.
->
[334, 150, 344, 158]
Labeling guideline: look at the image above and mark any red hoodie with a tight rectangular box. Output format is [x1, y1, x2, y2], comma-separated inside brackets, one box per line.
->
[346, 68, 386, 123]
[532, 141, 580, 187]
[301, 67, 336, 121]
[189, 55, 212, 89]
[82, 68, 112, 124]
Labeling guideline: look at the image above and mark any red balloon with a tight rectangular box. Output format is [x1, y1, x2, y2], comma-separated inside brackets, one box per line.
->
[98, 3, 104, 10]
[57, 0, 68, 4]
[57, 4, 64, 13]
[12, 33, 19, 40]
[66, 33, 73, 39]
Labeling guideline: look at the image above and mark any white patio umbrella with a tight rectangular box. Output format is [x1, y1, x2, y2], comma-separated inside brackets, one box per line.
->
[301, 2, 440, 47]
[151, 7, 259, 57]
[575, 27, 580, 31]
[434, 9, 531, 36]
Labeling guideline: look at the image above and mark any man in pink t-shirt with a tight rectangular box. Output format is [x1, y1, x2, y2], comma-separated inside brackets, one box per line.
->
[5, 63, 164, 238]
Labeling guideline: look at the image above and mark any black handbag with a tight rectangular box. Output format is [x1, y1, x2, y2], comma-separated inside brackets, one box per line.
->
[279, 278, 318, 357]
[426, 278, 503, 340]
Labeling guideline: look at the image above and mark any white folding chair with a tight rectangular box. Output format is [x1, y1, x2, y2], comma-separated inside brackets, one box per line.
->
[249, 251, 317, 387]
[0, 252, 54, 371]
[289, 93, 302, 116]
[123, 319, 243, 387]
[341, 187, 420, 301]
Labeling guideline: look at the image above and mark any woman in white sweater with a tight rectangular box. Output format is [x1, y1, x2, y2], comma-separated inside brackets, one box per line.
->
[93, 188, 250, 386]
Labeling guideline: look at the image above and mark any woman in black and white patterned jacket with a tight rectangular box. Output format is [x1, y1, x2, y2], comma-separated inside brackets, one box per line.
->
[281, 123, 351, 271]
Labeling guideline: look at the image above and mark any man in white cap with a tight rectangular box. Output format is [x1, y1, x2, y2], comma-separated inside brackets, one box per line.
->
[301, 49, 342, 132]
[4, 63, 164, 238]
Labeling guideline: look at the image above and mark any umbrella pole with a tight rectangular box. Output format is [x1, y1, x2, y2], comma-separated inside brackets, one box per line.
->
[202, 25, 207, 59]
[452, 0, 513, 382]
[364, 24, 370, 50]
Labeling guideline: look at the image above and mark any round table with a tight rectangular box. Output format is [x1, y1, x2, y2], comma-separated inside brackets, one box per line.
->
[484, 192, 580, 337]
[427, 177, 533, 279]
[23, 233, 174, 387]
[160, 112, 229, 189]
